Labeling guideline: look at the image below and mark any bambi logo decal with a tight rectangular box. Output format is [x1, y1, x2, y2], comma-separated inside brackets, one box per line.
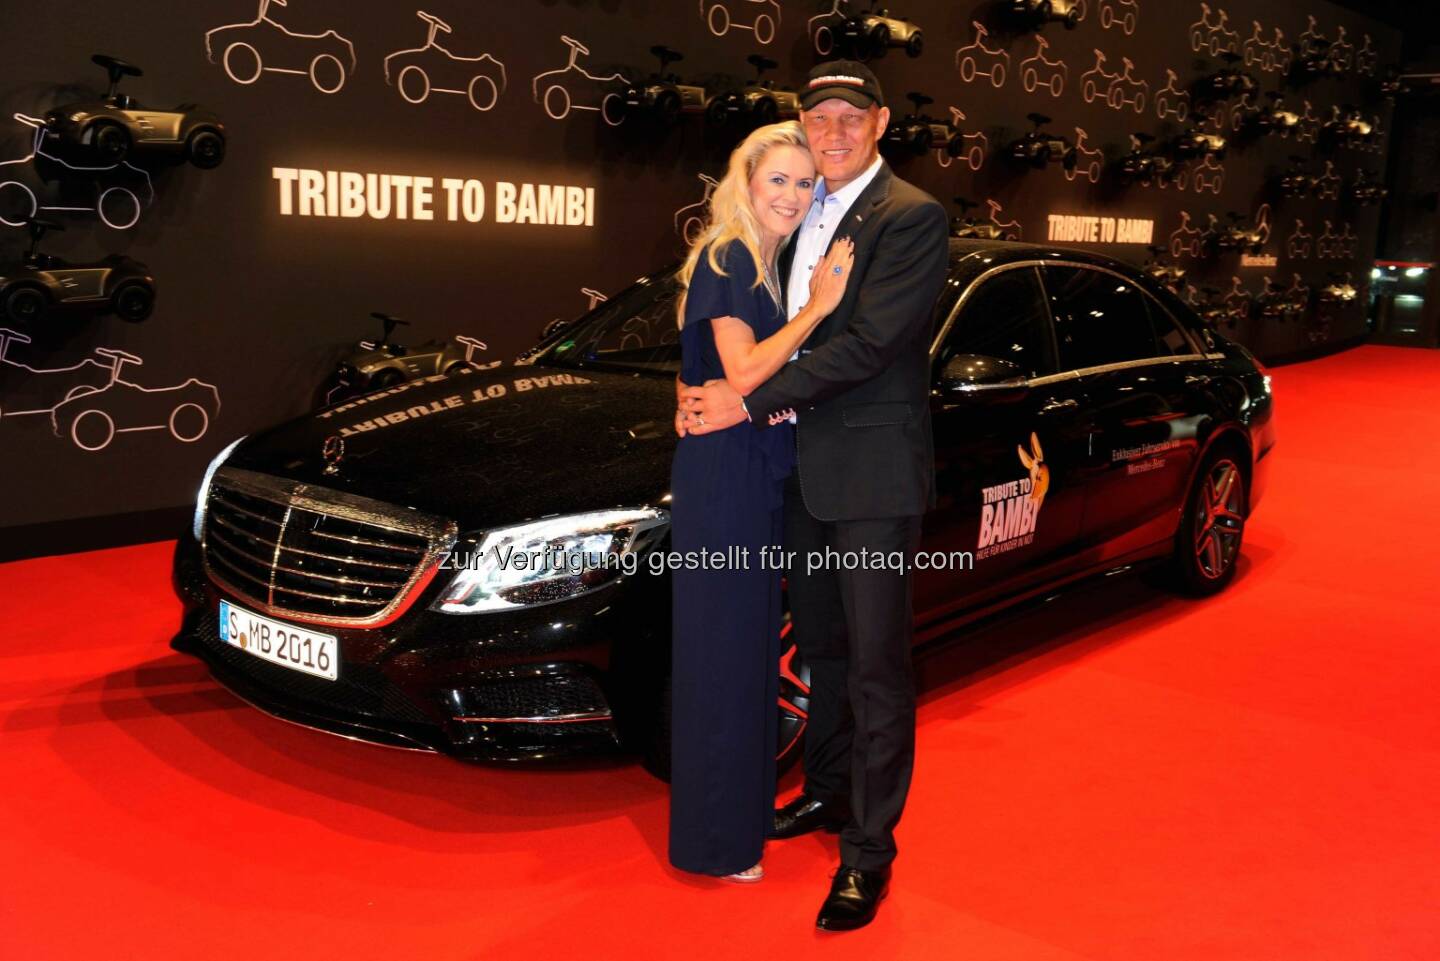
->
[0, 113, 153, 230]
[532, 36, 628, 125]
[674, 173, 719, 246]
[1046, 212, 1153, 244]
[702, 1, 781, 46]
[205, 0, 357, 94]
[936, 109, 986, 171]
[956, 22, 1009, 89]
[321, 435, 343, 474]
[1021, 36, 1068, 98]
[1099, 0, 1138, 36]
[0, 328, 220, 452]
[977, 433, 1047, 559]
[383, 10, 507, 111]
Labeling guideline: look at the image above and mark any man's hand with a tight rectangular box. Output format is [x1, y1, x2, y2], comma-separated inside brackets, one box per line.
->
[678, 378, 747, 435]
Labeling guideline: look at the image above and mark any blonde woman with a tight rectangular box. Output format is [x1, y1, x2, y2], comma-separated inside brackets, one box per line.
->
[668, 121, 853, 882]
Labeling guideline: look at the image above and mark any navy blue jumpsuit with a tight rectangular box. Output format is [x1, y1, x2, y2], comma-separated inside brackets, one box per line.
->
[668, 240, 794, 876]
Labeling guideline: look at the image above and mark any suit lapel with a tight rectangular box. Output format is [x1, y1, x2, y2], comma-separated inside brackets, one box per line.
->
[801, 162, 894, 351]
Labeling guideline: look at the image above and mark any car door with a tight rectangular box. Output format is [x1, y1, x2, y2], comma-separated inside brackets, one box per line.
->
[916, 264, 1090, 620]
[1040, 264, 1206, 558]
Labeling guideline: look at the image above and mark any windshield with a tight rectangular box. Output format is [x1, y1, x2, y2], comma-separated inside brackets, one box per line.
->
[536, 267, 683, 375]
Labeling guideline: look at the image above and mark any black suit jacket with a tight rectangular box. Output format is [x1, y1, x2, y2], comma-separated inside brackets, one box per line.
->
[746, 162, 948, 522]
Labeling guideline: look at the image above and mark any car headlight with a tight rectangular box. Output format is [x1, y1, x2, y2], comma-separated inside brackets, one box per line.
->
[432, 508, 669, 614]
[192, 436, 246, 540]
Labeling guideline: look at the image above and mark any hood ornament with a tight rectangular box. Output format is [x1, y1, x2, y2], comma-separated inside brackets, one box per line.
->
[322, 435, 344, 475]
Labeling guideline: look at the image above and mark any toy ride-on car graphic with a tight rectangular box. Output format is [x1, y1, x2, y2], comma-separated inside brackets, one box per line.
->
[47, 347, 220, 451]
[0, 112, 154, 231]
[1276, 157, 1313, 197]
[0, 219, 155, 325]
[323, 312, 488, 405]
[839, 4, 925, 60]
[205, 0, 356, 94]
[43, 55, 225, 168]
[1203, 209, 1269, 255]
[1116, 133, 1185, 187]
[1007, 113, 1076, 170]
[623, 46, 715, 126]
[1317, 272, 1358, 305]
[382, 10, 507, 111]
[1142, 245, 1186, 291]
[1245, 92, 1300, 136]
[706, 55, 802, 129]
[882, 93, 947, 155]
[1007, 0, 1086, 31]
[948, 197, 1020, 240]
[1321, 105, 1374, 148]
[1192, 53, 1258, 104]
[1348, 170, 1387, 205]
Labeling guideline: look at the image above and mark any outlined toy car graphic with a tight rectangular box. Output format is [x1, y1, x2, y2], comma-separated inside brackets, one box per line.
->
[1006, 0, 1087, 31]
[204, 0, 357, 95]
[1006, 113, 1076, 171]
[1270, 28, 1293, 73]
[1327, 25, 1353, 73]
[1349, 169, 1387, 205]
[1191, 154, 1224, 194]
[1193, 53, 1257, 104]
[1188, 4, 1240, 57]
[1021, 36, 1068, 97]
[985, 199, 1022, 240]
[1242, 20, 1279, 72]
[1277, 157, 1314, 197]
[1080, 49, 1119, 104]
[323, 311, 490, 404]
[956, 22, 1009, 88]
[1311, 160, 1340, 200]
[1355, 34, 1377, 76]
[1155, 70, 1190, 121]
[43, 55, 226, 169]
[936, 108, 986, 171]
[837, 4, 926, 60]
[1169, 210, 1204, 257]
[1100, 0, 1138, 36]
[1322, 104, 1373, 148]
[623, 47, 717, 126]
[674, 173, 718, 246]
[0, 219, 155, 325]
[0, 330, 219, 451]
[1315, 221, 1349, 258]
[702, 0, 782, 46]
[948, 198, 1021, 240]
[808, 0, 848, 56]
[382, 9, 507, 111]
[1285, 219, 1313, 258]
[0, 113, 153, 231]
[1065, 127, 1103, 183]
[1294, 100, 1320, 144]
[1317, 271, 1357, 304]
[532, 36, 628, 126]
[1106, 57, 1149, 113]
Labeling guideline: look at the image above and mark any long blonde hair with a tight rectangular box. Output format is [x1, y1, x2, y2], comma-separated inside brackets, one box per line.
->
[675, 121, 811, 328]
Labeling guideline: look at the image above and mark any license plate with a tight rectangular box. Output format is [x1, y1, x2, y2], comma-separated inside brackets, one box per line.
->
[218, 600, 339, 681]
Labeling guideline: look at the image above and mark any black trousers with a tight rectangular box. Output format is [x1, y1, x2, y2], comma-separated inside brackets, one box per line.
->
[783, 469, 922, 871]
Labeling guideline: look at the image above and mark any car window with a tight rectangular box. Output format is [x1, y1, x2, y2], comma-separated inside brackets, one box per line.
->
[1148, 300, 1198, 356]
[1043, 266, 1161, 371]
[937, 266, 1057, 378]
[541, 273, 683, 373]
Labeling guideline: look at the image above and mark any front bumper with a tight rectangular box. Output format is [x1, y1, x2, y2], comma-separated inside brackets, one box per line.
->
[170, 534, 665, 762]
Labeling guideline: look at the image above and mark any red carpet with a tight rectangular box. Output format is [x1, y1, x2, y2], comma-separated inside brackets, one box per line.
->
[2, 345, 1438, 960]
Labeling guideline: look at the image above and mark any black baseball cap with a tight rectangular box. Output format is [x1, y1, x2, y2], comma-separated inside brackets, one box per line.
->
[800, 60, 885, 111]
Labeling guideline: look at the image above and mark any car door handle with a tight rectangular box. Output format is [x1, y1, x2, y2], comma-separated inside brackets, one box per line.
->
[1038, 397, 1079, 414]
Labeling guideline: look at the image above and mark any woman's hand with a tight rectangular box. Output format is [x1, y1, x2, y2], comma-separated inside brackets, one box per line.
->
[805, 238, 856, 319]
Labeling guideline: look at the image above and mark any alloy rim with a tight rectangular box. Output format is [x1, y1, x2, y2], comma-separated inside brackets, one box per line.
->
[1193, 458, 1244, 579]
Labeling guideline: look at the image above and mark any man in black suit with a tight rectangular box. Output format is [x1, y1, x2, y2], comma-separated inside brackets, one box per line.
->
[679, 61, 949, 931]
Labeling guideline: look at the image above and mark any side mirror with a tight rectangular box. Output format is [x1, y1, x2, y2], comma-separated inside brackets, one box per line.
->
[939, 353, 1029, 399]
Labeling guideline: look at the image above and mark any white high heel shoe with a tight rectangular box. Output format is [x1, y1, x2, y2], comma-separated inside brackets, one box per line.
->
[722, 862, 764, 883]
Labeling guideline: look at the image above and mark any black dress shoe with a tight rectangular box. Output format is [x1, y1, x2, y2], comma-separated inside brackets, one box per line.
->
[816, 865, 891, 931]
[771, 794, 848, 839]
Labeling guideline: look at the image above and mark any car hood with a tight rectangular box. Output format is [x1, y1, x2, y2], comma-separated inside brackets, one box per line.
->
[225, 363, 680, 531]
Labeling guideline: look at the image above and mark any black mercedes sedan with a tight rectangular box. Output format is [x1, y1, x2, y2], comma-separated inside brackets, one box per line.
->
[170, 240, 1275, 776]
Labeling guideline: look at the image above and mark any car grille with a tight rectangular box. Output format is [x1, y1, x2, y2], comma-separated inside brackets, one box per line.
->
[201, 466, 456, 627]
[187, 608, 433, 726]
[457, 672, 611, 722]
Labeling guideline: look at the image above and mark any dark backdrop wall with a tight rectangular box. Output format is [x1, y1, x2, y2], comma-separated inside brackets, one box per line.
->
[0, 0, 1401, 559]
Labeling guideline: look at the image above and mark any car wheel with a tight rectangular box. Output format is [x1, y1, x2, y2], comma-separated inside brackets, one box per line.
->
[467, 74, 500, 112]
[110, 281, 154, 322]
[707, 3, 730, 36]
[186, 129, 225, 169]
[682, 215, 704, 247]
[70, 409, 115, 452]
[754, 14, 776, 45]
[543, 85, 570, 120]
[868, 24, 891, 57]
[960, 57, 977, 83]
[600, 92, 626, 127]
[814, 25, 834, 57]
[1024, 68, 1038, 93]
[1172, 449, 1247, 595]
[1101, 6, 1113, 27]
[222, 42, 263, 84]
[398, 65, 430, 104]
[655, 90, 682, 126]
[0, 181, 37, 228]
[309, 54, 346, 94]
[3, 285, 47, 325]
[1135, 91, 1147, 114]
[97, 187, 141, 231]
[992, 63, 1007, 88]
[169, 402, 209, 442]
[91, 122, 130, 163]
[1083, 80, 1096, 102]
[905, 31, 924, 57]
[752, 95, 779, 126]
[370, 369, 404, 390]
[1050, 74, 1064, 97]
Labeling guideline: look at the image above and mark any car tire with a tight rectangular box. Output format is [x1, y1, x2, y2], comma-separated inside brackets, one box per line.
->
[3, 285, 47, 325]
[906, 31, 924, 58]
[467, 74, 500, 112]
[371, 369, 404, 390]
[1024, 68, 1038, 93]
[70, 409, 115, 452]
[754, 14, 777, 46]
[222, 42, 263, 84]
[0, 181, 38, 228]
[752, 95, 779, 126]
[309, 54, 346, 94]
[1171, 447, 1247, 596]
[110, 281, 155, 323]
[186, 129, 225, 169]
[91, 122, 130, 163]
[868, 24, 891, 58]
[398, 65, 431, 104]
[655, 90, 682, 126]
[169, 402, 209, 443]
